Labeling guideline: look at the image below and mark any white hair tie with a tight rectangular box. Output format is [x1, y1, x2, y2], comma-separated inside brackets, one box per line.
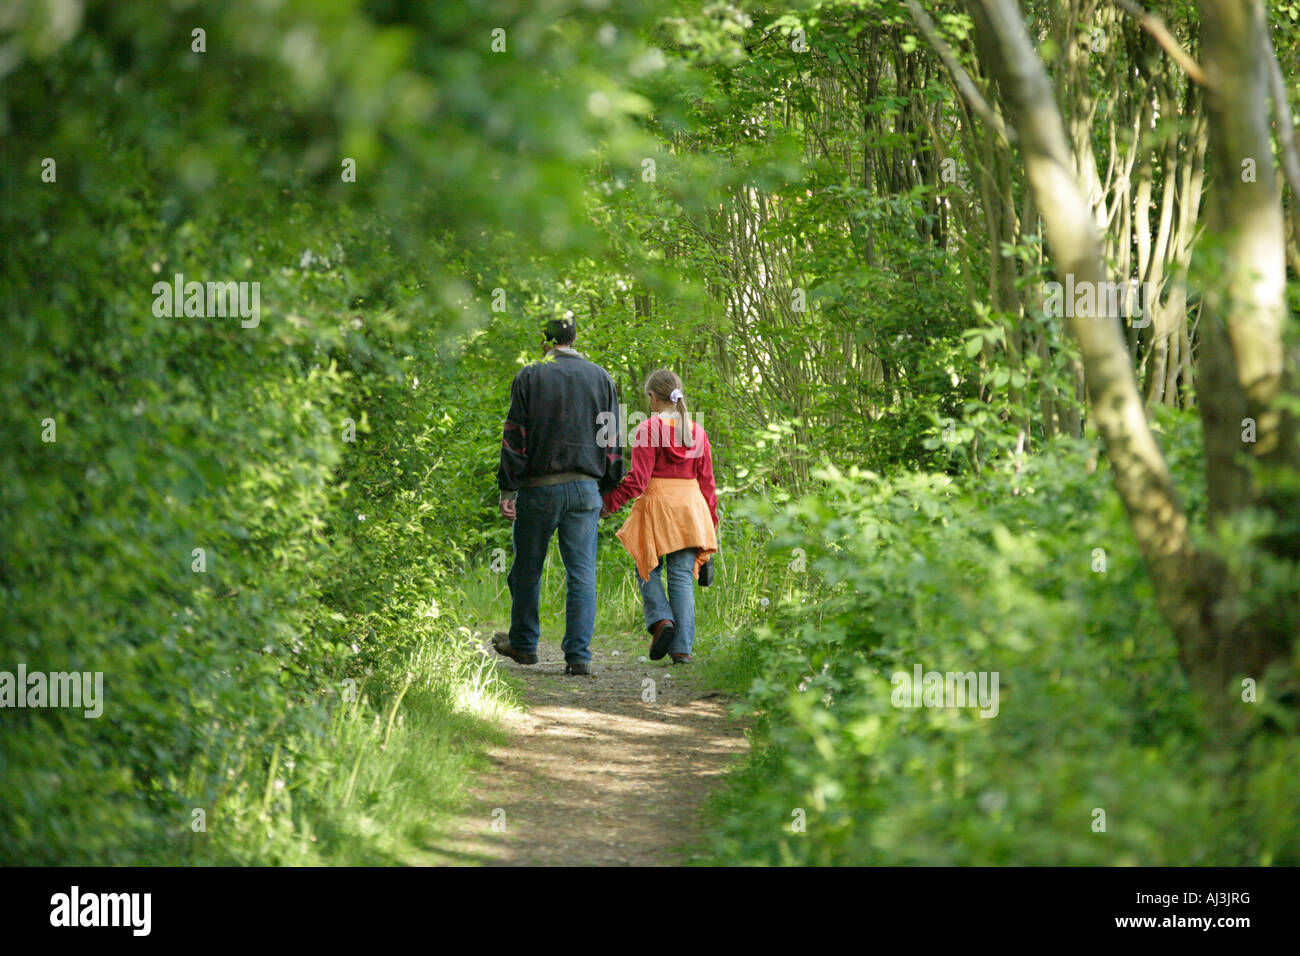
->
[669, 388, 683, 403]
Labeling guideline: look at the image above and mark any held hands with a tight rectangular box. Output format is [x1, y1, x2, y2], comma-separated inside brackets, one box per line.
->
[600, 502, 614, 519]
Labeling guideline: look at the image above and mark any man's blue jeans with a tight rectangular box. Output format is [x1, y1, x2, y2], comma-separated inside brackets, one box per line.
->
[639, 548, 697, 656]
[507, 480, 601, 665]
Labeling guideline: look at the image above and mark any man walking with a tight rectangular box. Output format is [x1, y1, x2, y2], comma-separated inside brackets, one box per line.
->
[494, 316, 624, 676]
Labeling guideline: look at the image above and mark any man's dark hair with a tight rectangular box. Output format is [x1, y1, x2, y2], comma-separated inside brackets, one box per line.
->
[542, 316, 577, 346]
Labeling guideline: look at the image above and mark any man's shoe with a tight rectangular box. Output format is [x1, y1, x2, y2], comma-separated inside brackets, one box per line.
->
[564, 661, 591, 676]
[491, 631, 538, 665]
[648, 619, 676, 661]
[670, 653, 693, 664]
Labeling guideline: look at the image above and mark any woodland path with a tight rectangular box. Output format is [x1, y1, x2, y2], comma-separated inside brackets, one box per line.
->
[418, 630, 749, 866]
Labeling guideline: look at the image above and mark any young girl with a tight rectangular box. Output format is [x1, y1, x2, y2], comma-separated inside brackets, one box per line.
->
[601, 368, 718, 663]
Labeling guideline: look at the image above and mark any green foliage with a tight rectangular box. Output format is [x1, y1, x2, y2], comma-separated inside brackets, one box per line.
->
[0, 0, 664, 864]
[4, 0, 1298, 868]
[704, 417, 1300, 865]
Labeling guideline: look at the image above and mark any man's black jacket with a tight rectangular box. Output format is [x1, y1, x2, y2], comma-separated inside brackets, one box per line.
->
[497, 348, 625, 495]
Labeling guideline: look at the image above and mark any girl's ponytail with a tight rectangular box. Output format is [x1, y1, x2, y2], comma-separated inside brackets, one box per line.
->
[645, 368, 694, 449]
[676, 393, 694, 449]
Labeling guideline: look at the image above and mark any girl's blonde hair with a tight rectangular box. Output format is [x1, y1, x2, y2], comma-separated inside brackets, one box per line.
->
[644, 367, 694, 448]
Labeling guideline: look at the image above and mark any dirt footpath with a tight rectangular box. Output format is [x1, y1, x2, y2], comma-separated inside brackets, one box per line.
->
[422, 630, 749, 866]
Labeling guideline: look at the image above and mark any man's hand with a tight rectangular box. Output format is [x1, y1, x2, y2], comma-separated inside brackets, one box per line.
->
[600, 502, 614, 519]
[500, 496, 517, 521]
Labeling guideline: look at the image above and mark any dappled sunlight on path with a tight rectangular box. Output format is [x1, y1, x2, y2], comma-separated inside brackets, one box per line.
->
[416, 632, 749, 866]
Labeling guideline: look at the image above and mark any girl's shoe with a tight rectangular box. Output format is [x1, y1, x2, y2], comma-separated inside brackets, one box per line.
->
[670, 653, 693, 664]
[648, 619, 676, 660]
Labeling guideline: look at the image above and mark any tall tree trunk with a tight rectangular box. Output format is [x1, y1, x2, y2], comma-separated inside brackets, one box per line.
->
[963, 0, 1300, 709]
[1196, 0, 1289, 523]
[963, 0, 1249, 706]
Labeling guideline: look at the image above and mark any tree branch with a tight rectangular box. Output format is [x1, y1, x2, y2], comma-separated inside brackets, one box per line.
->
[1262, 25, 1300, 247]
[1113, 0, 1210, 87]
[905, 0, 1017, 145]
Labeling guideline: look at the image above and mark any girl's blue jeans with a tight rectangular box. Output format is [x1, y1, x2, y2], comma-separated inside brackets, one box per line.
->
[638, 548, 697, 656]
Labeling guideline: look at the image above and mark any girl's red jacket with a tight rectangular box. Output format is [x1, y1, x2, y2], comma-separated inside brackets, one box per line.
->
[602, 414, 718, 527]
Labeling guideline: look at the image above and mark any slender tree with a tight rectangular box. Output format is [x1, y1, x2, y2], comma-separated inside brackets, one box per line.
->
[959, 0, 1298, 711]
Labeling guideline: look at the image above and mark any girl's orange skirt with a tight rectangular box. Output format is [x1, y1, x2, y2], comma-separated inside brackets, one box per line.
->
[615, 477, 718, 583]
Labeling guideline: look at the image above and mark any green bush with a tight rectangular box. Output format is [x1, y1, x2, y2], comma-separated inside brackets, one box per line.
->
[706, 414, 1300, 865]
